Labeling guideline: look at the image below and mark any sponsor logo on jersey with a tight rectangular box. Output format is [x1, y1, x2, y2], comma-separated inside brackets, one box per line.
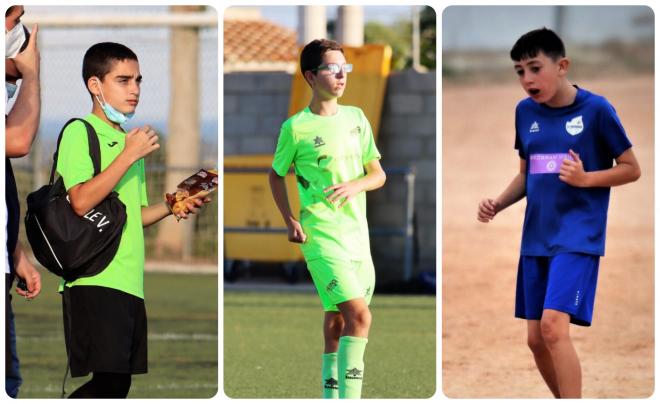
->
[529, 121, 540, 133]
[345, 368, 363, 380]
[566, 115, 584, 136]
[350, 126, 360, 136]
[314, 136, 326, 147]
[108, 141, 119, 147]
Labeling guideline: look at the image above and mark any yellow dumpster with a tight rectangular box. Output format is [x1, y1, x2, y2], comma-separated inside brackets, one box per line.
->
[224, 154, 303, 262]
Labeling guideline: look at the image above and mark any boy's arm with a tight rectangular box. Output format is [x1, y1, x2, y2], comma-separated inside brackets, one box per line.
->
[5, 25, 40, 158]
[559, 148, 641, 187]
[478, 158, 526, 223]
[140, 197, 210, 227]
[324, 159, 386, 208]
[67, 126, 159, 216]
[268, 168, 306, 243]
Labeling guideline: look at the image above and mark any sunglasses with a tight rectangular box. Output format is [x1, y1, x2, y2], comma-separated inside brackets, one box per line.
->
[312, 63, 354, 74]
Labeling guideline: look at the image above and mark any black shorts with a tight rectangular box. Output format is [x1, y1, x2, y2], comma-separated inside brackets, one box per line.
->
[62, 286, 148, 377]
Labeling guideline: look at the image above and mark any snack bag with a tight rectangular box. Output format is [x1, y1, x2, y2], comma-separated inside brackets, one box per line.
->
[165, 169, 218, 220]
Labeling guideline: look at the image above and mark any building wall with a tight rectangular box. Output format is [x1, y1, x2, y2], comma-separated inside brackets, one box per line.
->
[224, 69, 436, 281]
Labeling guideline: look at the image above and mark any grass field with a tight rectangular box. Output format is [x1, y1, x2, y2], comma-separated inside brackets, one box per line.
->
[224, 291, 436, 398]
[10, 271, 218, 398]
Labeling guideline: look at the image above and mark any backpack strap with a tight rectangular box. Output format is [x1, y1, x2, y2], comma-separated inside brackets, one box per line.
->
[49, 118, 101, 184]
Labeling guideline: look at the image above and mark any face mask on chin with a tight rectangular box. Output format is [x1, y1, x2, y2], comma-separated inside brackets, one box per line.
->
[5, 22, 29, 59]
[5, 82, 18, 99]
[94, 78, 134, 125]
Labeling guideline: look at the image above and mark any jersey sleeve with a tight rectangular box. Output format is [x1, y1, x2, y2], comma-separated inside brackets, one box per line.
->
[514, 103, 526, 159]
[55, 120, 94, 191]
[139, 158, 149, 207]
[360, 109, 381, 164]
[598, 100, 632, 159]
[272, 121, 296, 176]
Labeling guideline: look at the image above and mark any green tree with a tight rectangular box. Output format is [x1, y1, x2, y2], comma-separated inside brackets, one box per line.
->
[419, 6, 436, 70]
[365, 20, 411, 71]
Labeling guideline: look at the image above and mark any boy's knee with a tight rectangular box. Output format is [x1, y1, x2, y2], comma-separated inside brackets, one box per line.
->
[352, 307, 372, 331]
[540, 314, 568, 347]
[527, 332, 546, 353]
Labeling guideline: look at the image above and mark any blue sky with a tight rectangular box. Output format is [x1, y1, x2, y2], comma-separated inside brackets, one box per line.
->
[254, 6, 415, 31]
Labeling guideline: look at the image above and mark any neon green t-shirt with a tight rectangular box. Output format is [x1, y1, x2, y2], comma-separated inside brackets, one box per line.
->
[55, 113, 149, 299]
[272, 105, 381, 261]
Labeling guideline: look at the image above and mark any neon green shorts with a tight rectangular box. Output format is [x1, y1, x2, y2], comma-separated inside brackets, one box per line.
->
[306, 257, 375, 312]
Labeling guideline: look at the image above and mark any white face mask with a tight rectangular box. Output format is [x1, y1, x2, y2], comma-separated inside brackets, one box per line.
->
[5, 22, 29, 59]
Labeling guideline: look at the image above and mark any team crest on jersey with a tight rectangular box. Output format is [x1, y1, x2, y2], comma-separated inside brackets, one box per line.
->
[529, 121, 540, 133]
[565, 115, 584, 136]
[350, 126, 360, 136]
[314, 136, 326, 147]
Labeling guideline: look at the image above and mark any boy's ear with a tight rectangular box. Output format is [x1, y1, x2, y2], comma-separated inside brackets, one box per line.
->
[87, 76, 101, 96]
[558, 57, 570, 76]
[303, 70, 316, 88]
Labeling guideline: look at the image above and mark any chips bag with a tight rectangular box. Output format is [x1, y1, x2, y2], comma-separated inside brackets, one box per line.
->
[165, 169, 218, 220]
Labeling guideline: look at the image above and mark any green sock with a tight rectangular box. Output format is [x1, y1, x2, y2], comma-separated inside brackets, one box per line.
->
[337, 336, 368, 399]
[322, 352, 339, 399]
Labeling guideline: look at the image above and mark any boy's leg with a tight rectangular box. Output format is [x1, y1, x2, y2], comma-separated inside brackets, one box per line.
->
[337, 298, 371, 399]
[526, 320, 560, 398]
[307, 258, 374, 399]
[68, 372, 131, 398]
[322, 311, 344, 398]
[540, 309, 581, 398]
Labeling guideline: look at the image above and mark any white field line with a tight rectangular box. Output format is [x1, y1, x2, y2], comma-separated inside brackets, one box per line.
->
[17, 332, 217, 341]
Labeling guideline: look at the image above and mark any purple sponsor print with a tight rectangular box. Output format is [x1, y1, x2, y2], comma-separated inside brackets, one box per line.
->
[529, 153, 573, 174]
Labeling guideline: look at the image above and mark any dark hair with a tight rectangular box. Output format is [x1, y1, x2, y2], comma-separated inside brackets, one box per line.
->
[510, 28, 565, 62]
[82, 42, 138, 88]
[5, 5, 18, 17]
[300, 39, 343, 82]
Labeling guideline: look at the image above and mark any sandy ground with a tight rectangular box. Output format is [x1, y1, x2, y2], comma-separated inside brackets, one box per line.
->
[442, 75, 654, 398]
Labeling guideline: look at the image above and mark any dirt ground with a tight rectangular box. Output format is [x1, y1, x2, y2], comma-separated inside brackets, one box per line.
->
[442, 75, 654, 398]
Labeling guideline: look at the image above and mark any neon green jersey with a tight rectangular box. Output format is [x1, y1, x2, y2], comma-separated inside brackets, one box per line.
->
[272, 105, 381, 261]
[56, 113, 149, 298]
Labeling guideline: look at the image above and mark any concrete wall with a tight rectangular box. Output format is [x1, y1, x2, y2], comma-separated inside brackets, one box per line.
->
[224, 69, 436, 281]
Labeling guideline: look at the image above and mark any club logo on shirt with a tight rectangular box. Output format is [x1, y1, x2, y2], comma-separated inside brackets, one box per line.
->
[566, 115, 584, 136]
[529, 121, 540, 133]
[314, 136, 326, 147]
[350, 126, 360, 136]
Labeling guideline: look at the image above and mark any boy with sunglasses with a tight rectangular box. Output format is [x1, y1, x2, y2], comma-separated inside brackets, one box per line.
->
[269, 39, 386, 399]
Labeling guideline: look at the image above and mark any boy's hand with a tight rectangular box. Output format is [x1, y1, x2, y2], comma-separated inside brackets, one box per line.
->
[175, 196, 212, 220]
[477, 198, 500, 223]
[286, 218, 307, 243]
[12, 24, 40, 80]
[324, 180, 362, 208]
[559, 149, 589, 187]
[123, 125, 159, 163]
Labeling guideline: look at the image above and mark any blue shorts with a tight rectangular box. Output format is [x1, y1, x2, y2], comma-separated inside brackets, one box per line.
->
[515, 253, 600, 327]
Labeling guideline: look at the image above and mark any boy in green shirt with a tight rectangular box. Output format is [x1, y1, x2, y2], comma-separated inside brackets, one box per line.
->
[269, 39, 386, 399]
[56, 42, 210, 398]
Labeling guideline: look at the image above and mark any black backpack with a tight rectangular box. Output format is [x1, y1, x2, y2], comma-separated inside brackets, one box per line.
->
[24, 118, 127, 281]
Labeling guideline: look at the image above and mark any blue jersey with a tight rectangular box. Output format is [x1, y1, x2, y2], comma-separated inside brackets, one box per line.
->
[514, 87, 632, 256]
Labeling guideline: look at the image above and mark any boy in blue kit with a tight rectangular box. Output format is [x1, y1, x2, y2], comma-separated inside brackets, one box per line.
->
[477, 28, 641, 398]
